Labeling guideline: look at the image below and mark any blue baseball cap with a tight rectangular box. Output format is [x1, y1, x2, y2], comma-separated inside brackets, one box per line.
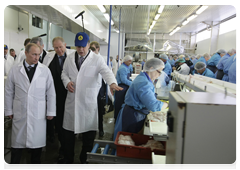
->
[75, 32, 89, 47]
[4, 44, 8, 49]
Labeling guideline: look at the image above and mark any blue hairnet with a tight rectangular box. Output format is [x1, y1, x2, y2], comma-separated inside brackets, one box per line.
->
[217, 49, 227, 54]
[159, 54, 168, 60]
[143, 58, 165, 72]
[123, 55, 133, 62]
[194, 62, 206, 70]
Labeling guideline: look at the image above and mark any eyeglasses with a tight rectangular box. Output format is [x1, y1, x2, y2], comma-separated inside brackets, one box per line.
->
[156, 70, 161, 75]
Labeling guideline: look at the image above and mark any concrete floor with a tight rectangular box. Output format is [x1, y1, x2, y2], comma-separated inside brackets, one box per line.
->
[4, 111, 115, 164]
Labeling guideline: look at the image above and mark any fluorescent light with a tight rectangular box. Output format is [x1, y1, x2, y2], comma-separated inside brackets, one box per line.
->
[158, 5, 165, 13]
[116, 30, 119, 33]
[187, 14, 197, 21]
[169, 31, 174, 36]
[97, 5, 106, 13]
[150, 24, 154, 29]
[154, 13, 161, 20]
[97, 30, 103, 32]
[152, 20, 157, 25]
[182, 20, 189, 26]
[103, 13, 114, 25]
[196, 6, 208, 14]
[166, 45, 171, 51]
[175, 26, 181, 31]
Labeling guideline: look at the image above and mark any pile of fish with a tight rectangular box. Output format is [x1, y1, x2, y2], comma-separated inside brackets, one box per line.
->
[118, 134, 164, 150]
[148, 111, 167, 122]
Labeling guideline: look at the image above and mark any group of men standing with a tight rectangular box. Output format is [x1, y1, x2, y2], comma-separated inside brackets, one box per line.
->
[4, 32, 122, 164]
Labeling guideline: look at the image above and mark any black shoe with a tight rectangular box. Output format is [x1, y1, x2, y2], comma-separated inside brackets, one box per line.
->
[57, 158, 73, 169]
[99, 131, 104, 137]
[80, 162, 89, 169]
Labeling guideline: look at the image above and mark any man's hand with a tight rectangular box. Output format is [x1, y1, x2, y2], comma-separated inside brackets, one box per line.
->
[67, 81, 75, 93]
[172, 67, 176, 70]
[8, 115, 13, 119]
[110, 83, 123, 95]
[47, 116, 53, 120]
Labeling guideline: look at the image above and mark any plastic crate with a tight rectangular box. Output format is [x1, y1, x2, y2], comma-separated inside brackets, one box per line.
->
[114, 131, 166, 160]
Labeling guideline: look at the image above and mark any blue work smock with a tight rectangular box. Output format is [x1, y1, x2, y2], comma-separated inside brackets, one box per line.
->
[116, 63, 132, 86]
[207, 53, 221, 66]
[113, 72, 164, 140]
[228, 58, 236, 84]
[197, 56, 207, 65]
[222, 54, 236, 82]
[216, 53, 230, 70]
[163, 60, 172, 77]
[129, 64, 133, 74]
[198, 68, 215, 78]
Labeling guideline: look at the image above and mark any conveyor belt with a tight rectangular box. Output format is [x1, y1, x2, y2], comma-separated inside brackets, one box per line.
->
[87, 140, 152, 164]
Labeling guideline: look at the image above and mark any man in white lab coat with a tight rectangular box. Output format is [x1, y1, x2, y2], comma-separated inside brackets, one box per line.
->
[43, 37, 75, 160]
[60, 32, 122, 164]
[4, 43, 56, 164]
[4, 44, 14, 76]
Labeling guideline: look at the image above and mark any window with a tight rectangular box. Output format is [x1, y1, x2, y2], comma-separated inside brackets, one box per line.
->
[32, 15, 42, 29]
[196, 30, 211, 42]
[219, 18, 236, 35]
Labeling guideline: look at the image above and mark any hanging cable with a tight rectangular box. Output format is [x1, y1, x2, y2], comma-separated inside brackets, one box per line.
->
[105, 5, 113, 113]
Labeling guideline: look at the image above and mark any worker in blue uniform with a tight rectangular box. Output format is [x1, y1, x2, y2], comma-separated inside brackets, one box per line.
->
[141, 59, 145, 70]
[228, 55, 236, 84]
[129, 63, 133, 76]
[114, 55, 133, 121]
[207, 49, 226, 73]
[222, 53, 236, 82]
[215, 49, 235, 80]
[113, 58, 168, 140]
[194, 62, 215, 78]
[159, 54, 172, 78]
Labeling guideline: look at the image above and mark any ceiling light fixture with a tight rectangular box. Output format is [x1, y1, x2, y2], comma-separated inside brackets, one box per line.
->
[187, 14, 197, 21]
[97, 5, 106, 13]
[182, 20, 189, 26]
[196, 6, 208, 14]
[154, 13, 161, 20]
[158, 5, 165, 13]
[103, 13, 114, 25]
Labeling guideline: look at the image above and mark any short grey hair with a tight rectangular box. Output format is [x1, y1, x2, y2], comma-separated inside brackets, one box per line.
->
[110, 56, 113, 60]
[30, 37, 43, 46]
[203, 53, 210, 59]
[25, 43, 40, 53]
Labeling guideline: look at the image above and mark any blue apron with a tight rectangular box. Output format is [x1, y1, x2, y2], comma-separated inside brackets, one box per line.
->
[207, 65, 217, 73]
[114, 73, 130, 120]
[113, 104, 149, 140]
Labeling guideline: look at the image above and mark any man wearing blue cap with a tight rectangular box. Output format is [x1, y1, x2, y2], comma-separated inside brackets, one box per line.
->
[4, 44, 14, 76]
[60, 32, 122, 164]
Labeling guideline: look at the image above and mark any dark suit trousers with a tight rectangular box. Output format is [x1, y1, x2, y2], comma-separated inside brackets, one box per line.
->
[63, 129, 96, 163]
[10, 147, 42, 164]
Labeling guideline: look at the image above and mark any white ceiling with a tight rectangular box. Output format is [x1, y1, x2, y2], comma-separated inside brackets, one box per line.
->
[13, 5, 236, 35]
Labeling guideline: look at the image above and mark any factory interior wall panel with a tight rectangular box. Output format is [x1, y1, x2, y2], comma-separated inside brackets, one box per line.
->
[217, 30, 236, 51]
[195, 38, 211, 55]
[62, 29, 76, 47]
[147, 53, 155, 60]
[50, 5, 108, 44]
[28, 13, 48, 51]
[4, 6, 29, 55]
[48, 23, 63, 50]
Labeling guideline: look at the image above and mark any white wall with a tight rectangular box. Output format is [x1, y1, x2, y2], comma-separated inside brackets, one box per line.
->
[4, 6, 29, 55]
[62, 29, 76, 47]
[100, 32, 125, 59]
[195, 38, 211, 55]
[195, 30, 236, 55]
[28, 13, 48, 51]
[217, 30, 236, 51]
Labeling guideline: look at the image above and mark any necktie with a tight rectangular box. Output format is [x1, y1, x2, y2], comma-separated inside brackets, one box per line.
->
[78, 56, 84, 68]
[60, 56, 65, 69]
[28, 66, 32, 71]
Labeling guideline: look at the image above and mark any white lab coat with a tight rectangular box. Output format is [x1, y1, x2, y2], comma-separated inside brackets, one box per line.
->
[4, 62, 56, 148]
[177, 63, 190, 75]
[61, 50, 117, 133]
[43, 48, 76, 67]
[4, 55, 15, 76]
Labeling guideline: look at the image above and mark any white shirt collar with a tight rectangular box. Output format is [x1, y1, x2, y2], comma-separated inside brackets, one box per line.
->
[24, 60, 35, 68]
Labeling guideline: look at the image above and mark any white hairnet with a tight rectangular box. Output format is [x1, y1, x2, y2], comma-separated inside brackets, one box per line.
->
[217, 49, 227, 54]
[143, 58, 165, 72]
[203, 53, 210, 59]
[196, 54, 202, 59]
[159, 54, 168, 60]
[123, 55, 133, 62]
[194, 62, 206, 70]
